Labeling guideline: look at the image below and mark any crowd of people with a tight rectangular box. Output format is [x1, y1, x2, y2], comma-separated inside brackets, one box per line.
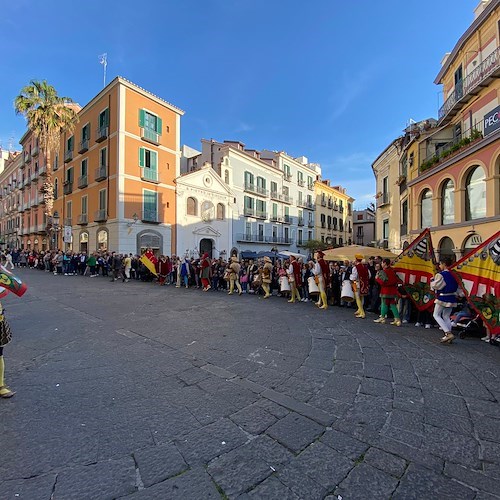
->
[1, 248, 493, 347]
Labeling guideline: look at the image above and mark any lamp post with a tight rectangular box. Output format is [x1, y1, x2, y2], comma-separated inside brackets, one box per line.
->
[49, 211, 60, 250]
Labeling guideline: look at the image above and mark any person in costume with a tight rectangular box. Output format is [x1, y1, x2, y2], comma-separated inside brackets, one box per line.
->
[430, 257, 459, 344]
[287, 255, 302, 303]
[374, 258, 401, 326]
[261, 256, 273, 298]
[157, 255, 169, 285]
[350, 254, 370, 319]
[0, 300, 14, 398]
[313, 251, 329, 309]
[228, 256, 243, 295]
[200, 253, 212, 291]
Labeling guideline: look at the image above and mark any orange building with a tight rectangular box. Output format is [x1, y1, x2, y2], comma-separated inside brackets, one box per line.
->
[18, 77, 183, 255]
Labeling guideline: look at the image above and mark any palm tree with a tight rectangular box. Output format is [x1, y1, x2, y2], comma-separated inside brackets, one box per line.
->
[14, 80, 78, 227]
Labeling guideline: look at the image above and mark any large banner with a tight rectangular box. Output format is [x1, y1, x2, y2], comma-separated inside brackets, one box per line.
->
[452, 231, 500, 335]
[393, 229, 438, 311]
[140, 250, 158, 276]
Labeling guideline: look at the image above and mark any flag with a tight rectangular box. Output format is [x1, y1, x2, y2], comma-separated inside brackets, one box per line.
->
[452, 231, 500, 335]
[140, 250, 158, 276]
[393, 229, 438, 311]
[0, 265, 28, 297]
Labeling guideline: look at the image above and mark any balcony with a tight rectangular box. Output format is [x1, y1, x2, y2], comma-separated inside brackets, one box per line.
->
[63, 181, 73, 195]
[281, 194, 293, 204]
[283, 173, 292, 182]
[32, 145, 39, 157]
[39, 164, 47, 177]
[142, 210, 160, 223]
[25, 153, 32, 164]
[64, 150, 73, 163]
[236, 233, 266, 243]
[283, 215, 293, 224]
[307, 183, 314, 191]
[255, 210, 267, 219]
[297, 239, 310, 247]
[298, 217, 304, 226]
[34, 224, 45, 234]
[297, 199, 307, 208]
[297, 179, 305, 187]
[78, 139, 89, 154]
[244, 182, 268, 197]
[96, 126, 108, 142]
[244, 207, 255, 217]
[270, 191, 280, 201]
[31, 195, 39, 207]
[94, 209, 107, 222]
[31, 169, 38, 182]
[77, 214, 88, 225]
[305, 202, 315, 210]
[333, 203, 339, 211]
[321, 222, 326, 228]
[25, 176, 31, 187]
[439, 46, 500, 124]
[308, 220, 314, 228]
[328, 201, 333, 209]
[348, 227, 353, 234]
[376, 192, 390, 208]
[266, 236, 292, 245]
[141, 128, 159, 145]
[141, 168, 159, 183]
[20, 156, 26, 169]
[78, 175, 88, 189]
[339, 206, 344, 214]
[269, 215, 280, 222]
[95, 165, 107, 181]
[321, 199, 327, 207]
[64, 218, 72, 226]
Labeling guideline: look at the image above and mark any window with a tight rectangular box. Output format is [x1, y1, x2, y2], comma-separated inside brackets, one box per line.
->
[81, 124, 90, 141]
[99, 189, 107, 210]
[401, 199, 408, 234]
[140, 109, 162, 133]
[284, 164, 291, 177]
[339, 219, 344, 231]
[100, 147, 107, 167]
[224, 170, 229, 184]
[97, 229, 108, 251]
[80, 231, 89, 253]
[284, 227, 289, 241]
[307, 176, 313, 188]
[272, 203, 278, 218]
[465, 166, 486, 220]
[439, 237, 455, 262]
[139, 148, 158, 181]
[54, 178, 59, 199]
[298, 230, 303, 245]
[244, 196, 254, 211]
[441, 179, 455, 225]
[67, 136, 74, 152]
[66, 201, 72, 219]
[217, 203, 225, 220]
[383, 220, 389, 239]
[54, 153, 59, 170]
[81, 159, 88, 177]
[271, 181, 277, 194]
[421, 189, 432, 228]
[99, 108, 109, 129]
[298, 192, 303, 204]
[256, 199, 266, 214]
[256, 176, 266, 193]
[187, 197, 197, 216]
[143, 189, 158, 222]
[65, 167, 73, 184]
[81, 195, 88, 215]
[244, 171, 254, 187]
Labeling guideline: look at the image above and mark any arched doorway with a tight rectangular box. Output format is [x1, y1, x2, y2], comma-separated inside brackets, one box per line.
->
[200, 238, 213, 258]
[139, 232, 161, 256]
[462, 233, 483, 257]
[80, 232, 89, 253]
[438, 236, 455, 262]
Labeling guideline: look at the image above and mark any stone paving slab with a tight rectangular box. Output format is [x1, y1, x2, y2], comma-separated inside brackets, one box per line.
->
[2, 269, 500, 499]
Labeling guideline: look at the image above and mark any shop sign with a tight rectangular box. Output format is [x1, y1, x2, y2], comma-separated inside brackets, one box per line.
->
[484, 105, 500, 136]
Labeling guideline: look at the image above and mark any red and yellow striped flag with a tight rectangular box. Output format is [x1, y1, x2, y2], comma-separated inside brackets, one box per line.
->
[393, 229, 438, 311]
[140, 250, 158, 276]
[452, 231, 500, 335]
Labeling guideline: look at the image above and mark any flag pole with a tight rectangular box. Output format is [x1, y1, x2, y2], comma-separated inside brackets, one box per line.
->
[98, 53, 108, 88]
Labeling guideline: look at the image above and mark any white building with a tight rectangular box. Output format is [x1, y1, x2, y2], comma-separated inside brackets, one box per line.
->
[176, 162, 234, 259]
[179, 140, 321, 257]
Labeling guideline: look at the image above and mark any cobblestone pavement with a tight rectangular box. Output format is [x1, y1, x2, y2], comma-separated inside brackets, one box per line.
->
[1, 269, 500, 499]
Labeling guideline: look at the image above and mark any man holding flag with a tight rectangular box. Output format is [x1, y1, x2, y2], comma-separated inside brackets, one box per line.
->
[140, 248, 158, 278]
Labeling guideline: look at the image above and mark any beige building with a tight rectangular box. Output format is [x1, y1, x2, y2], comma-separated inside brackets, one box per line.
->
[0, 150, 23, 249]
[314, 180, 354, 247]
[353, 206, 376, 246]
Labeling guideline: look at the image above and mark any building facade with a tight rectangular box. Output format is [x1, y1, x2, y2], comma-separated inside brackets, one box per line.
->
[180, 140, 322, 256]
[17, 77, 184, 255]
[175, 163, 234, 259]
[0, 150, 23, 250]
[353, 207, 376, 246]
[408, 0, 500, 259]
[314, 180, 354, 246]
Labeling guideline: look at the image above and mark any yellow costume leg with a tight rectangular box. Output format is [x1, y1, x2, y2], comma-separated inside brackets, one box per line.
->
[228, 279, 234, 294]
[262, 283, 270, 298]
[0, 356, 14, 398]
[288, 283, 296, 303]
[236, 280, 242, 295]
[319, 291, 328, 309]
[294, 287, 301, 302]
[354, 293, 365, 318]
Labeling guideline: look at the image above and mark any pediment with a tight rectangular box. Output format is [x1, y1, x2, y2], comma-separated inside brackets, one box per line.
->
[176, 167, 233, 195]
[192, 225, 222, 237]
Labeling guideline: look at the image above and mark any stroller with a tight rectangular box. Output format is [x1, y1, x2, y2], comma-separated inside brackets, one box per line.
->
[450, 302, 485, 339]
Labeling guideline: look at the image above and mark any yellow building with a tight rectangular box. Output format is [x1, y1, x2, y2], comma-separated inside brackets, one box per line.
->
[314, 180, 354, 246]
[18, 77, 184, 255]
[0, 151, 23, 249]
[408, 0, 500, 259]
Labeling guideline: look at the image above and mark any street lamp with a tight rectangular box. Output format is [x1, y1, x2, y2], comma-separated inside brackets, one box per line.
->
[50, 211, 60, 250]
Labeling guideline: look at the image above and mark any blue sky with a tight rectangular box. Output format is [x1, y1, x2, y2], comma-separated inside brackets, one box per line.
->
[0, 0, 477, 207]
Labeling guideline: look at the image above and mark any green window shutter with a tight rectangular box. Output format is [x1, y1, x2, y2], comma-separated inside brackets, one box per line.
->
[139, 109, 145, 128]
[139, 147, 145, 167]
[151, 151, 157, 171]
[285, 206, 289, 216]
[156, 117, 162, 135]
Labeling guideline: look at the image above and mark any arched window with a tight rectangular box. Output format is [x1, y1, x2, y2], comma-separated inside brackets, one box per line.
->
[201, 200, 214, 221]
[438, 236, 455, 262]
[465, 166, 486, 220]
[187, 197, 197, 216]
[217, 203, 225, 220]
[97, 229, 108, 251]
[80, 231, 89, 253]
[441, 179, 455, 225]
[420, 189, 432, 228]
[224, 170, 229, 184]
[54, 178, 59, 199]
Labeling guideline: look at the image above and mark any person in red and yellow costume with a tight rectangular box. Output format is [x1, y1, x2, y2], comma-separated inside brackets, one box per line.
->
[374, 258, 402, 326]
[313, 251, 330, 309]
[350, 254, 370, 319]
[200, 253, 212, 291]
[287, 255, 302, 303]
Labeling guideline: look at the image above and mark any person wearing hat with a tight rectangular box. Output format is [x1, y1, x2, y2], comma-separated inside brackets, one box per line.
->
[374, 258, 402, 326]
[228, 256, 243, 295]
[313, 251, 329, 309]
[287, 255, 302, 303]
[200, 253, 212, 291]
[350, 254, 370, 319]
[261, 256, 273, 298]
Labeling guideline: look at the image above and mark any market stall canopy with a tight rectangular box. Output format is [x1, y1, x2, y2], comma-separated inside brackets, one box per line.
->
[279, 250, 307, 260]
[240, 251, 257, 259]
[321, 245, 398, 261]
